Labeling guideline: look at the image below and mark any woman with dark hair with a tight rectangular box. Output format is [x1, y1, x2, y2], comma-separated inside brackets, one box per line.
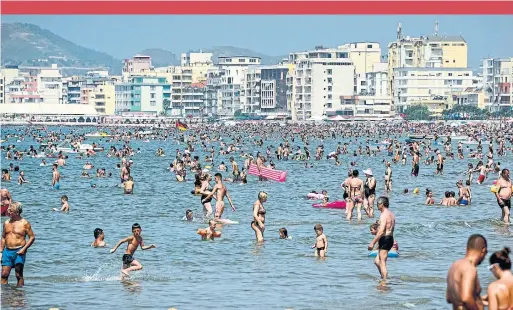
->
[485, 247, 513, 310]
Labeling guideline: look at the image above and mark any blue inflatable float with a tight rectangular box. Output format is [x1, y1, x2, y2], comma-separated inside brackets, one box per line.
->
[368, 250, 399, 258]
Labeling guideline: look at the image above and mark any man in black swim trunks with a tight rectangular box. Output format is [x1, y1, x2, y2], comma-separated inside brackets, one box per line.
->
[494, 169, 511, 225]
[368, 196, 396, 280]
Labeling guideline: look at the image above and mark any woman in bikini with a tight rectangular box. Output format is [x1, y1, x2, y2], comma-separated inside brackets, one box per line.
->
[347, 170, 364, 221]
[251, 192, 267, 243]
[199, 174, 214, 217]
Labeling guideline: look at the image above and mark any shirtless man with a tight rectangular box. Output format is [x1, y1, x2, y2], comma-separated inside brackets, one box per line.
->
[1, 202, 36, 286]
[56, 155, 66, 166]
[52, 164, 61, 190]
[230, 157, 240, 181]
[367, 196, 395, 280]
[446, 234, 487, 310]
[494, 169, 511, 225]
[412, 151, 420, 177]
[110, 223, 156, 277]
[201, 173, 235, 220]
[346, 170, 364, 221]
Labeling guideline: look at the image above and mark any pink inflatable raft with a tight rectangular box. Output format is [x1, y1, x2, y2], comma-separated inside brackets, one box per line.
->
[248, 164, 287, 182]
[312, 200, 347, 209]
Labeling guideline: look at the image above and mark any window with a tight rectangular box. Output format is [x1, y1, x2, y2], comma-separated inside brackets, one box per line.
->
[250, 59, 256, 63]
[367, 44, 373, 49]
[150, 101, 156, 106]
[453, 60, 456, 63]
[151, 93, 156, 99]
[327, 78, 332, 83]
[327, 103, 332, 108]
[150, 86, 156, 91]
[327, 69, 332, 75]
[328, 94, 332, 99]
[328, 86, 332, 91]
[448, 73, 453, 76]
[239, 59, 246, 63]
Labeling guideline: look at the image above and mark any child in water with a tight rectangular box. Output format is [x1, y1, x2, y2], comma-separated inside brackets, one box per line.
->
[53, 195, 69, 212]
[279, 228, 288, 239]
[124, 176, 134, 194]
[92, 228, 106, 247]
[312, 224, 328, 258]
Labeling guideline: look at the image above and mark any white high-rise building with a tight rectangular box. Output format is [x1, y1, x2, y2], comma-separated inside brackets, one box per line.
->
[217, 56, 261, 117]
[288, 47, 356, 120]
[392, 67, 474, 113]
[4, 64, 63, 104]
[482, 57, 513, 111]
[338, 42, 382, 95]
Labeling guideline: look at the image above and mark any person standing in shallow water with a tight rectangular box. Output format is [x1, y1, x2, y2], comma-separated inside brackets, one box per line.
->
[495, 169, 511, 225]
[367, 196, 395, 280]
[52, 164, 60, 190]
[446, 234, 487, 310]
[1, 202, 36, 287]
[251, 192, 267, 242]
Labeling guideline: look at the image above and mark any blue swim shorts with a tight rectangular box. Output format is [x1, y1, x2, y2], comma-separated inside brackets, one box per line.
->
[1, 247, 26, 267]
[53, 183, 60, 190]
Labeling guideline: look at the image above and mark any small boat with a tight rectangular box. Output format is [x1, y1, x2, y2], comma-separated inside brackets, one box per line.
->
[409, 135, 425, 140]
[85, 132, 111, 139]
[56, 140, 95, 153]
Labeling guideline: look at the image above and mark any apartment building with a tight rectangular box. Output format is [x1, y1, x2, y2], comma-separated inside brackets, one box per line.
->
[288, 47, 356, 120]
[181, 82, 207, 118]
[327, 95, 394, 120]
[4, 65, 64, 104]
[115, 76, 171, 115]
[455, 86, 487, 109]
[339, 42, 382, 94]
[241, 65, 289, 117]
[482, 57, 513, 110]
[181, 51, 215, 83]
[392, 67, 473, 113]
[388, 22, 468, 95]
[122, 55, 153, 78]
[205, 69, 224, 117]
[86, 82, 116, 115]
[217, 56, 261, 117]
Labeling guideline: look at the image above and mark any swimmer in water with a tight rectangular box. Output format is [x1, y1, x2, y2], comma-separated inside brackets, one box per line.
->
[312, 224, 328, 258]
[91, 228, 106, 247]
[197, 220, 221, 241]
[279, 228, 288, 239]
[425, 190, 435, 205]
[52, 195, 69, 212]
[52, 164, 60, 190]
[484, 247, 513, 310]
[184, 209, 194, 222]
[124, 176, 134, 194]
[110, 223, 156, 277]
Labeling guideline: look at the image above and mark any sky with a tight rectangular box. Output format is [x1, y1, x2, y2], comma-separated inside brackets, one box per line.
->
[2, 15, 512, 69]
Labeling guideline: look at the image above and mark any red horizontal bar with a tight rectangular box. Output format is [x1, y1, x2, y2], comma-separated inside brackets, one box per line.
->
[2, 1, 513, 14]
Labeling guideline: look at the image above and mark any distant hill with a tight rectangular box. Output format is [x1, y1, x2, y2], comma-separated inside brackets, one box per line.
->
[1, 22, 287, 76]
[139, 48, 180, 67]
[1, 22, 122, 73]
[144, 46, 287, 67]
[202, 46, 287, 65]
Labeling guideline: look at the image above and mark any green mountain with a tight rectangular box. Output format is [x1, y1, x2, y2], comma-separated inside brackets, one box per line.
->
[1, 22, 287, 76]
[139, 48, 180, 67]
[1, 22, 122, 73]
